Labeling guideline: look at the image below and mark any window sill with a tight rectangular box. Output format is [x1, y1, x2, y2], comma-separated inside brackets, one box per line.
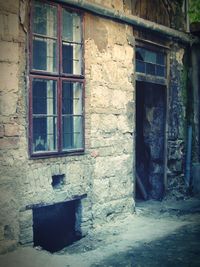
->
[136, 73, 167, 85]
[29, 149, 85, 160]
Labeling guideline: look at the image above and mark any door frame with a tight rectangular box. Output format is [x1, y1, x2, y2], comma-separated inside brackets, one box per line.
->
[134, 39, 170, 199]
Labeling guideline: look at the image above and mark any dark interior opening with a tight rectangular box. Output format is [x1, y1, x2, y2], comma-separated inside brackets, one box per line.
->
[51, 174, 65, 189]
[33, 200, 81, 253]
[136, 81, 166, 201]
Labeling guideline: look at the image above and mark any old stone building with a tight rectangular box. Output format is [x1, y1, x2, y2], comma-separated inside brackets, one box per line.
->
[0, 0, 199, 254]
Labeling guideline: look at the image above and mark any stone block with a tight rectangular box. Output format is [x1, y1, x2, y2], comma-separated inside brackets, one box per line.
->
[0, 225, 4, 241]
[0, 137, 19, 149]
[109, 176, 133, 200]
[90, 64, 103, 82]
[93, 178, 110, 203]
[4, 124, 20, 137]
[0, 13, 19, 40]
[0, 0, 19, 14]
[94, 154, 131, 179]
[80, 223, 91, 237]
[0, 92, 18, 115]
[112, 44, 126, 61]
[117, 115, 131, 133]
[110, 90, 127, 109]
[19, 210, 33, 229]
[19, 227, 33, 244]
[0, 125, 4, 138]
[90, 86, 110, 108]
[0, 41, 19, 63]
[91, 113, 118, 133]
[0, 62, 19, 92]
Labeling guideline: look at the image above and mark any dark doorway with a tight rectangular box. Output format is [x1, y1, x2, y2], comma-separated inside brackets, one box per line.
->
[33, 200, 81, 253]
[136, 81, 166, 200]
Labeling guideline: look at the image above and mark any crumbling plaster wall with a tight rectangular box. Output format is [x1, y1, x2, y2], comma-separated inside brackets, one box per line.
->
[0, 0, 135, 253]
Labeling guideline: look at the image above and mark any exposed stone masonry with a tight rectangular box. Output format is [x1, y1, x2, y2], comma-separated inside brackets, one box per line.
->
[0, 0, 135, 253]
[0, 0, 191, 254]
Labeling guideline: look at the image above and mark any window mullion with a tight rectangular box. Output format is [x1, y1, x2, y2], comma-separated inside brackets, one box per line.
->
[57, 78, 62, 153]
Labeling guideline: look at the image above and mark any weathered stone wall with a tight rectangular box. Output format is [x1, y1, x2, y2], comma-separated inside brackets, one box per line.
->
[0, 0, 135, 253]
[167, 44, 187, 198]
[0, 0, 192, 255]
[85, 14, 135, 225]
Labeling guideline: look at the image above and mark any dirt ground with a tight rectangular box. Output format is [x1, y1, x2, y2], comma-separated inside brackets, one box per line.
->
[0, 198, 200, 267]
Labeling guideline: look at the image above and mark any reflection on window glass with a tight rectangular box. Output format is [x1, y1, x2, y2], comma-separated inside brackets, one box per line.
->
[32, 79, 57, 152]
[62, 9, 82, 75]
[33, 0, 57, 37]
[145, 50, 156, 64]
[32, 1, 57, 73]
[62, 81, 83, 150]
[62, 43, 82, 74]
[136, 47, 166, 77]
[33, 37, 57, 72]
[62, 9, 81, 43]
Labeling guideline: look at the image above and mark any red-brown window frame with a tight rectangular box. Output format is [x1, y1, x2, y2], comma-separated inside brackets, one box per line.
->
[29, 0, 85, 158]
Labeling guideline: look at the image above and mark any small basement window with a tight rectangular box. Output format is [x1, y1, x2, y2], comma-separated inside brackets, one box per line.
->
[33, 200, 81, 253]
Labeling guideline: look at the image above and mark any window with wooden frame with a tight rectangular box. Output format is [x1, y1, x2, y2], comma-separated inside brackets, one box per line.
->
[136, 47, 166, 78]
[29, 0, 84, 157]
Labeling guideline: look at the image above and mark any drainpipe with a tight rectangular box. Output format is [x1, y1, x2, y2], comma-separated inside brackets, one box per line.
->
[185, 125, 192, 188]
[56, 0, 199, 44]
[185, 0, 190, 33]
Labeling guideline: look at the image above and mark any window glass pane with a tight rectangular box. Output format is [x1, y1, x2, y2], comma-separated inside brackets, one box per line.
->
[33, 37, 57, 72]
[146, 63, 156, 75]
[145, 50, 156, 64]
[62, 116, 83, 149]
[136, 60, 145, 73]
[62, 81, 83, 150]
[62, 43, 82, 75]
[156, 66, 165, 77]
[157, 52, 165, 65]
[62, 81, 82, 115]
[33, 117, 57, 152]
[136, 48, 145, 61]
[32, 79, 57, 153]
[33, 1, 57, 37]
[62, 9, 81, 43]
[136, 47, 166, 78]
[33, 79, 57, 115]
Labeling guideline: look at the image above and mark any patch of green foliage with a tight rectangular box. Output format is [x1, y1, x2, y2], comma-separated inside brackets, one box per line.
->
[189, 0, 200, 23]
